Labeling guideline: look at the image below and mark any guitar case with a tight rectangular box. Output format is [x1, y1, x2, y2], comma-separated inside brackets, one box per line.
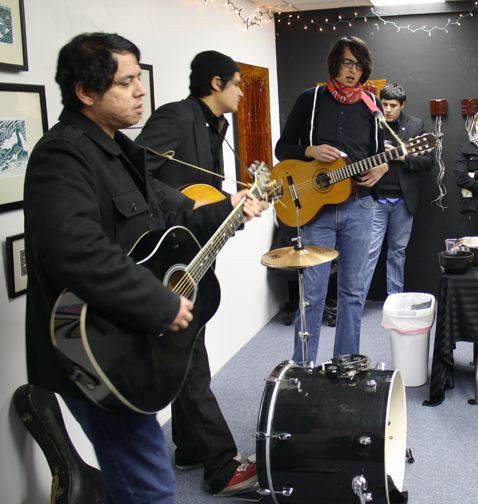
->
[13, 384, 103, 503]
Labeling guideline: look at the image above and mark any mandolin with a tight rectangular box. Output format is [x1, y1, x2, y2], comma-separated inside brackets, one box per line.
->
[272, 133, 438, 228]
[50, 162, 280, 414]
[180, 183, 226, 207]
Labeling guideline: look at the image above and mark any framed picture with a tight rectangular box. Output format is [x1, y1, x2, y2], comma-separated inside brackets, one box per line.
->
[233, 62, 273, 189]
[0, 83, 48, 212]
[0, 0, 28, 71]
[121, 63, 155, 140]
[5, 232, 27, 298]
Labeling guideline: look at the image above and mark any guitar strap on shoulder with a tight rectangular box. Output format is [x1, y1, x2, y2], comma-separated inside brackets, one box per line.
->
[360, 90, 381, 115]
[361, 90, 405, 149]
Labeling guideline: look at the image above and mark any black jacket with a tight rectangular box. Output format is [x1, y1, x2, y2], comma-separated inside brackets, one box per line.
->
[376, 112, 434, 215]
[136, 95, 225, 191]
[454, 140, 478, 213]
[24, 108, 234, 398]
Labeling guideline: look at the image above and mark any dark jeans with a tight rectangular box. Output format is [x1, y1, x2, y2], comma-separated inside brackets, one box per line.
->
[171, 327, 239, 493]
[63, 396, 175, 504]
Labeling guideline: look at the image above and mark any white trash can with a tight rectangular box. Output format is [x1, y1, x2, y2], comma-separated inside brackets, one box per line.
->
[381, 292, 436, 387]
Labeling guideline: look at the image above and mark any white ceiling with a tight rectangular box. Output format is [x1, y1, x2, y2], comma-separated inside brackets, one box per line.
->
[249, 0, 372, 12]
[248, 0, 461, 12]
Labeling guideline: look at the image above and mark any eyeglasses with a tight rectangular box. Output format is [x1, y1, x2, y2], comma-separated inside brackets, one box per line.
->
[341, 58, 364, 71]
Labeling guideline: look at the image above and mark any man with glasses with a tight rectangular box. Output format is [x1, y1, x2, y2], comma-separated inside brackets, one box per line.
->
[275, 36, 387, 363]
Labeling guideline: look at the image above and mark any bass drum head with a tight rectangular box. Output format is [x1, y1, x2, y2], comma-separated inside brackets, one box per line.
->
[256, 361, 407, 504]
[385, 368, 407, 498]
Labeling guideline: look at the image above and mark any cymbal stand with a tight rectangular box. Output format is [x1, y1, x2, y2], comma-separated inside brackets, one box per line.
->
[288, 176, 312, 367]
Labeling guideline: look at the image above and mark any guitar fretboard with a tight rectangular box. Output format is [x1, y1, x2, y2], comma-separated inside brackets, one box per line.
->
[178, 165, 267, 288]
[328, 145, 406, 184]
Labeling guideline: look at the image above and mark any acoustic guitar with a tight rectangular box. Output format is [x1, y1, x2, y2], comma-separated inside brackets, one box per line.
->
[50, 162, 280, 414]
[272, 133, 438, 227]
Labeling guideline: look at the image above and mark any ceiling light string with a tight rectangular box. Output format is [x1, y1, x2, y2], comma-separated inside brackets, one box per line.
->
[371, 3, 477, 36]
[275, 1, 477, 35]
[203, 0, 274, 29]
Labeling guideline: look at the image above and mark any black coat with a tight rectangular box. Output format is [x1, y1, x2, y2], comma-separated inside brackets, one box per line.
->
[136, 95, 225, 191]
[376, 112, 434, 215]
[24, 109, 234, 398]
[454, 140, 478, 213]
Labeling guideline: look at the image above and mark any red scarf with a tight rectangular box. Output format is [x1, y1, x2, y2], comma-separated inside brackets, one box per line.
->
[326, 78, 362, 105]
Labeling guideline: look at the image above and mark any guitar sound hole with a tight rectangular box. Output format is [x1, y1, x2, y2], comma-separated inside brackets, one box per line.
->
[314, 171, 332, 192]
[165, 266, 197, 303]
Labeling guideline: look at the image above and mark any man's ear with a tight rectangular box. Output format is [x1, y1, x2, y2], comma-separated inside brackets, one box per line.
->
[75, 82, 95, 107]
[210, 75, 222, 93]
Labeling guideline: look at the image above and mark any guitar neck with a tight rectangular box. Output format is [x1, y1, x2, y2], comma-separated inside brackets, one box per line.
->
[330, 145, 406, 184]
[178, 185, 260, 288]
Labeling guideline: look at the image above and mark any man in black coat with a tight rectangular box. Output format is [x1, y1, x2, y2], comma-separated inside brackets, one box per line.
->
[361, 83, 434, 300]
[24, 33, 265, 504]
[136, 51, 258, 497]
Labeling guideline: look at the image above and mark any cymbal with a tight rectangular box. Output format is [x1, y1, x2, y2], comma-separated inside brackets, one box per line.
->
[261, 245, 338, 269]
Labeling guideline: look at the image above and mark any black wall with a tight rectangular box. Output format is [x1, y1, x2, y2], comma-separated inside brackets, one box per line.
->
[274, 1, 478, 299]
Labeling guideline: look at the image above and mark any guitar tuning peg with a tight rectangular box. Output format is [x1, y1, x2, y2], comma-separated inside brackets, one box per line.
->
[248, 161, 260, 175]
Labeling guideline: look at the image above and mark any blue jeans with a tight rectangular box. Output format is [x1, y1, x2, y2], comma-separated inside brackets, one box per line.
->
[62, 396, 176, 504]
[362, 199, 413, 299]
[292, 196, 374, 363]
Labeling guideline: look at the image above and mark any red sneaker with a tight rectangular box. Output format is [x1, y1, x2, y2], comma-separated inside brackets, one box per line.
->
[216, 463, 258, 496]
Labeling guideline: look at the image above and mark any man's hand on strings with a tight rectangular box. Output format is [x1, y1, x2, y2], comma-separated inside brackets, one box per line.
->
[168, 296, 194, 332]
[231, 189, 269, 222]
[305, 144, 343, 163]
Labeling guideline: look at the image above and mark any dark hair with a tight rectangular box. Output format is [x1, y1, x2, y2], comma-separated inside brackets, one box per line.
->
[327, 36, 372, 84]
[380, 83, 407, 104]
[189, 73, 235, 98]
[55, 32, 141, 111]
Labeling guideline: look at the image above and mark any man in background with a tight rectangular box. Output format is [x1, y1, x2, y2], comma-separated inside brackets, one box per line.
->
[136, 51, 257, 497]
[361, 83, 434, 301]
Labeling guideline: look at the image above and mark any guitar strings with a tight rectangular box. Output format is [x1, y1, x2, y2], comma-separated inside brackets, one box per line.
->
[172, 169, 276, 298]
[172, 172, 269, 297]
[141, 146, 250, 188]
[281, 143, 413, 195]
[172, 197, 248, 298]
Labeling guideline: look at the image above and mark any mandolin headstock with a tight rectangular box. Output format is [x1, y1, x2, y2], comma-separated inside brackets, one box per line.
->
[248, 161, 283, 203]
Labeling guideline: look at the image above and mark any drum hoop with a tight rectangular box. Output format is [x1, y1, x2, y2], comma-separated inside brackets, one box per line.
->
[264, 361, 294, 504]
[383, 369, 407, 502]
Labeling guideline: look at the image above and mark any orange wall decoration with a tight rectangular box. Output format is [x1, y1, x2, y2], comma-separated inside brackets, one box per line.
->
[234, 62, 273, 187]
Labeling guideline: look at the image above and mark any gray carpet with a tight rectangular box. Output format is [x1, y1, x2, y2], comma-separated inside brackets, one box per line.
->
[163, 301, 478, 503]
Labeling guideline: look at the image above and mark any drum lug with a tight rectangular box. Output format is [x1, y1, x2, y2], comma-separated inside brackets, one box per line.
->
[288, 377, 302, 391]
[255, 431, 291, 441]
[358, 436, 372, 446]
[258, 487, 294, 497]
[352, 475, 373, 503]
[365, 379, 377, 392]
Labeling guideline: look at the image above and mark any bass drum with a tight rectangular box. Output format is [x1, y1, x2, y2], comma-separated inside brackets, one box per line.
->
[256, 359, 407, 504]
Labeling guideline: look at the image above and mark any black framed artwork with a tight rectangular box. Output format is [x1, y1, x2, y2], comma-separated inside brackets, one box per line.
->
[5, 232, 26, 298]
[121, 63, 155, 140]
[0, 83, 48, 212]
[0, 0, 28, 71]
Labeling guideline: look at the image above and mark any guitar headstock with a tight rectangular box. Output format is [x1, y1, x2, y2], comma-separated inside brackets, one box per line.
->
[405, 133, 440, 156]
[249, 161, 282, 203]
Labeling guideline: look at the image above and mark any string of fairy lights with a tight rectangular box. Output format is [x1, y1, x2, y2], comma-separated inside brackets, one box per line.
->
[202, 0, 478, 35]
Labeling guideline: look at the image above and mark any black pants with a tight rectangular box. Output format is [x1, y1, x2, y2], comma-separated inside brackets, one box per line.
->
[171, 327, 239, 493]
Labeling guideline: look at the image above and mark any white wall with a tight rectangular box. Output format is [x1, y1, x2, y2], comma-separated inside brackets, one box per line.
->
[0, 1, 284, 502]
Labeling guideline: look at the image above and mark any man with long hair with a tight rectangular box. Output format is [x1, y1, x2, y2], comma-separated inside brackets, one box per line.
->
[275, 36, 387, 363]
